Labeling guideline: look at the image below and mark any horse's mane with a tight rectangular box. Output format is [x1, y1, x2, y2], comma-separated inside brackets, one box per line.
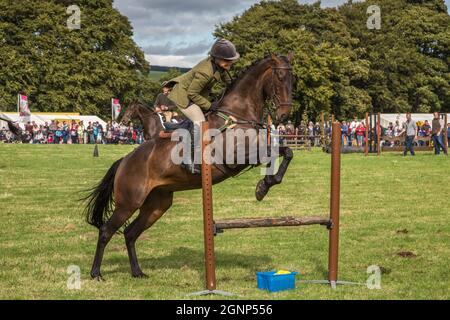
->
[129, 101, 156, 114]
[224, 54, 290, 95]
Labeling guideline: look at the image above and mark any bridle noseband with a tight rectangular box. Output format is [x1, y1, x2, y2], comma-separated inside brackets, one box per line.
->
[270, 65, 293, 109]
[212, 62, 293, 128]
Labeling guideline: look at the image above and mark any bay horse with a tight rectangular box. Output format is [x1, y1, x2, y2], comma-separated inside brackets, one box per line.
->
[84, 53, 295, 280]
[118, 103, 162, 141]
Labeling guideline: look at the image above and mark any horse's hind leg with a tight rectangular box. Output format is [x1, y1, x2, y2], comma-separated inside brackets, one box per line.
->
[90, 206, 136, 281]
[255, 146, 293, 201]
[124, 189, 173, 278]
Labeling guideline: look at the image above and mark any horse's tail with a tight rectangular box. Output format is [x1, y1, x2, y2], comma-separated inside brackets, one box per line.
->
[82, 157, 123, 229]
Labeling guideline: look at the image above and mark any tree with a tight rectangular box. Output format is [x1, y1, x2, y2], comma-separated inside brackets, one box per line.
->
[0, 0, 157, 118]
[215, 0, 449, 120]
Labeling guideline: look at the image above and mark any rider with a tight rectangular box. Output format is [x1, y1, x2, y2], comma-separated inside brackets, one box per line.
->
[166, 38, 240, 173]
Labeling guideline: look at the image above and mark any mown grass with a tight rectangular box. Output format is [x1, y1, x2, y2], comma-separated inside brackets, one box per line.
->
[0, 143, 449, 300]
[149, 71, 167, 81]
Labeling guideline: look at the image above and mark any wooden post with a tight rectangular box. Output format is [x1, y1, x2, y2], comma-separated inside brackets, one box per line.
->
[444, 113, 448, 154]
[201, 121, 216, 291]
[328, 122, 341, 288]
[377, 113, 381, 156]
[365, 113, 369, 156]
[320, 112, 325, 147]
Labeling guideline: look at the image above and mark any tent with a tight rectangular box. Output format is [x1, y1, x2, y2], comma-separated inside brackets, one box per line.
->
[379, 113, 450, 128]
[0, 112, 107, 130]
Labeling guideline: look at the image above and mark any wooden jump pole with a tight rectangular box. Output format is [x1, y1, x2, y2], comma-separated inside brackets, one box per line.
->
[365, 112, 369, 156]
[189, 121, 232, 296]
[444, 113, 448, 154]
[328, 121, 341, 288]
[201, 121, 216, 292]
[377, 113, 381, 156]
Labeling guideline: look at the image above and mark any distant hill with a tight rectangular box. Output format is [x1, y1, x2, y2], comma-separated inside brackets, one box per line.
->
[151, 65, 191, 73]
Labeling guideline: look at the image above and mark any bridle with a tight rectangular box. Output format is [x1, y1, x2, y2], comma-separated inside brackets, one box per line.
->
[270, 65, 293, 109]
[215, 63, 293, 128]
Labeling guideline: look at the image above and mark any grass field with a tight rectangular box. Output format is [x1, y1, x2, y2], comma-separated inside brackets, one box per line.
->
[149, 71, 167, 81]
[0, 143, 449, 300]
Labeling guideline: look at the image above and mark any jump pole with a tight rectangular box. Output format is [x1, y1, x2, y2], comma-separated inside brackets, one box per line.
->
[328, 121, 341, 288]
[365, 113, 369, 156]
[377, 113, 381, 156]
[189, 121, 233, 296]
[444, 113, 448, 154]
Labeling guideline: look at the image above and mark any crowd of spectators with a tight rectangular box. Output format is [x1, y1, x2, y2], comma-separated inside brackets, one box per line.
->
[0, 120, 145, 145]
[2, 115, 449, 150]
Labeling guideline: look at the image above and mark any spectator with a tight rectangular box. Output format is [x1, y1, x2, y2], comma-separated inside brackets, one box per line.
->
[96, 122, 103, 144]
[431, 112, 447, 155]
[70, 120, 78, 144]
[54, 124, 62, 144]
[349, 117, 357, 146]
[341, 121, 348, 146]
[285, 121, 295, 134]
[77, 121, 84, 144]
[106, 121, 113, 144]
[447, 122, 450, 147]
[398, 112, 417, 156]
[355, 122, 366, 147]
[60, 121, 67, 144]
[87, 122, 94, 144]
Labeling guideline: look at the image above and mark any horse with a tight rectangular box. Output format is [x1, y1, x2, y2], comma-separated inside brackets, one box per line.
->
[83, 53, 295, 280]
[118, 103, 163, 141]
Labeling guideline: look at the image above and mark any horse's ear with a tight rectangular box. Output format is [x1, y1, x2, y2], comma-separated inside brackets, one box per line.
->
[287, 51, 294, 63]
[270, 53, 278, 62]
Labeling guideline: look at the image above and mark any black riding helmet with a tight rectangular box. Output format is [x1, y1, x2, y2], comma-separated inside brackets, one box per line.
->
[209, 38, 240, 61]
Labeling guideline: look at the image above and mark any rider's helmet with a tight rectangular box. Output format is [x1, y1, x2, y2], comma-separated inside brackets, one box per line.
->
[209, 39, 240, 61]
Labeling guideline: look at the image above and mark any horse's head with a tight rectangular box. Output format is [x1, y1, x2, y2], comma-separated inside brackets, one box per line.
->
[119, 103, 139, 125]
[266, 52, 294, 124]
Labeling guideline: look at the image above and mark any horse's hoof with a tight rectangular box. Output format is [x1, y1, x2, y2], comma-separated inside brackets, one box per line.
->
[132, 272, 149, 279]
[91, 275, 104, 282]
[255, 180, 268, 201]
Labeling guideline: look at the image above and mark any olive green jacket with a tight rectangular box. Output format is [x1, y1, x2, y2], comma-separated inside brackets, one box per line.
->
[167, 57, 231, 110]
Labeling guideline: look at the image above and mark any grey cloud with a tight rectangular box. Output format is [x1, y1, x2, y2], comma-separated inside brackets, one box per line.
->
[143, 40, 212, 55]
[114, 0, 259, 40]
[114, 0, 363, 67]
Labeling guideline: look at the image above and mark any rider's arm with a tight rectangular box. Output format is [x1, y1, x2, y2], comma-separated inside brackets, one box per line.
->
[187, 71, 212, 110]
[221, 71, 232, 86]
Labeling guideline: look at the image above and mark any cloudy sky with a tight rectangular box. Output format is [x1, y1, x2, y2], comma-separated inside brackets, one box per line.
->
[113, 0, 450, 68]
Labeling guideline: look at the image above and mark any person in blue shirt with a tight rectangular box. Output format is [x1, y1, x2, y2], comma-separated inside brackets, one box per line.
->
[341, 121, 348, 146]
[447, 121, 450, 147]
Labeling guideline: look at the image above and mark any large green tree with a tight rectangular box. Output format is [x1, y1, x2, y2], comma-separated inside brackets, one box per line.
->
[215, 0, 449, 120]
[0, 0, 158, 118]
[340, 0, 450, 113]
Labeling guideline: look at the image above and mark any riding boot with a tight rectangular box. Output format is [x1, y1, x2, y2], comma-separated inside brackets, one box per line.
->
[181, 123, 202, 174]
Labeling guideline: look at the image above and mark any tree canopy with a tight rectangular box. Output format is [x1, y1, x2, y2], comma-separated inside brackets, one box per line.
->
[0, 0, 157, 118]
[0, 0, 448, 121]
[214, 0, 450, 120]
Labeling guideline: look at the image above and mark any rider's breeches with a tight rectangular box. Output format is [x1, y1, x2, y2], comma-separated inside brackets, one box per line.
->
[179, 104, 205, 164]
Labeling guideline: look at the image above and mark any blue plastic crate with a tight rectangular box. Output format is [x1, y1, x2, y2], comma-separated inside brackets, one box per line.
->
[256, 271, 298, 292]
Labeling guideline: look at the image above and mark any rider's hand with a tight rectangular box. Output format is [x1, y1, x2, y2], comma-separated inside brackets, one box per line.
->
[209, 101, 220, 112]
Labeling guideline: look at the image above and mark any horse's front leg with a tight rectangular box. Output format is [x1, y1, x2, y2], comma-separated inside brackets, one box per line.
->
[255, 146, 293, 201]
